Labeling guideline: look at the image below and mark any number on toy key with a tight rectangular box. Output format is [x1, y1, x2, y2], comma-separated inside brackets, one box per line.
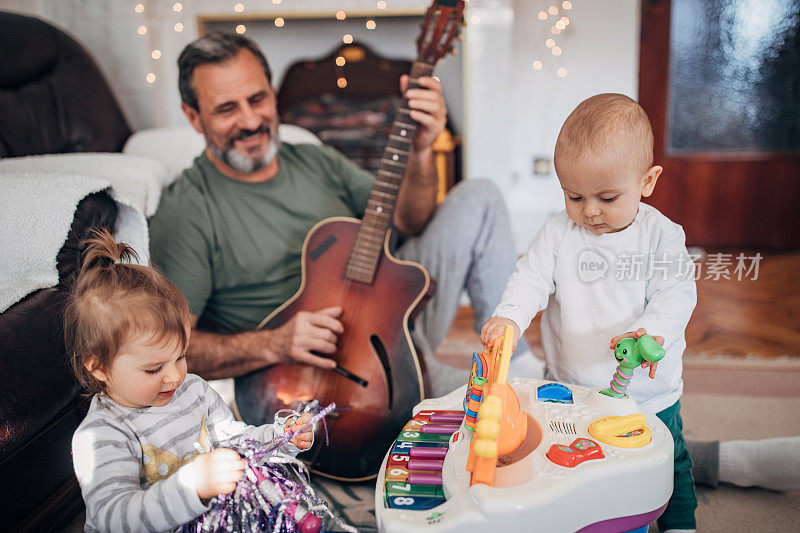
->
[390, 468, 407, 476]
[391, 454, 409, 462]
[396, 483, 411, 491]
[393, 497, 415, 506]
[403, 432, 420, 438]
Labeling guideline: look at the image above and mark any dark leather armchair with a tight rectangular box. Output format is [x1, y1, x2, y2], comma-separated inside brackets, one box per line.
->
[0, 11, 130, 532]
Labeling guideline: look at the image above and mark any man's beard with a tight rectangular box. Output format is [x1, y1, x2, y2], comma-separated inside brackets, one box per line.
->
[208, 122, 281, 174]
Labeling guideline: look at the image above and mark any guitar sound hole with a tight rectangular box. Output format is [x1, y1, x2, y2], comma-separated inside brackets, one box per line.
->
[370, 335, 393, 409]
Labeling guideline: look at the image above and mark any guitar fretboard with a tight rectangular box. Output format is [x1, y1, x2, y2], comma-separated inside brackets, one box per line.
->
[345, 61, 435, 285]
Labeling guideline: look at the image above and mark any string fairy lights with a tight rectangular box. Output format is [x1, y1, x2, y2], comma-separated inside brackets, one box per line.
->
[133, 0, 403, 88]
[532, 1, 573, 78]
[135, 3, 154, 84]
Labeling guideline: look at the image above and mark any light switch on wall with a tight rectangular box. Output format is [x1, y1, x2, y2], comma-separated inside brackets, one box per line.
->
[533, 156, 551, 175]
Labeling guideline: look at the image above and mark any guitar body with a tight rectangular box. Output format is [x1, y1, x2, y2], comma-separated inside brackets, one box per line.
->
[234, 217, 429, 480]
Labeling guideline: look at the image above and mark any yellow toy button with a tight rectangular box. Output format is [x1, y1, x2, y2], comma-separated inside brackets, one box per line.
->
[588, 414, 651, 448]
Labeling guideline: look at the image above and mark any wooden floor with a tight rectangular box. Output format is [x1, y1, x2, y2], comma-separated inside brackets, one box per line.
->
[685, 249, 800, 358]
[437, 249, 800, 394]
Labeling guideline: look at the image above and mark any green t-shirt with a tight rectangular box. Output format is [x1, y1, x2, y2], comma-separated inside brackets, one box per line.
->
[149, 143, 374, 332]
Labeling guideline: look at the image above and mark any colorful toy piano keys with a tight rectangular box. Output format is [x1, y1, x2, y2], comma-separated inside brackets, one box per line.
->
[408, 446, 448, 459]
[391, 441, 444, 454]
[402, 420, 461, 434]
[396, 430, 452, 443]
[385, 481, 445, 499]
[385, 495, 446, 511]
[408, 458, 444, 470]
[413, 410, 464, 422]
[384, 409, 465, 510]
[387, 453, 411, 468]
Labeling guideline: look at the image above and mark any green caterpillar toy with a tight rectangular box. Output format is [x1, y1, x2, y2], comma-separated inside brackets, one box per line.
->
[600, 335, 666, 399]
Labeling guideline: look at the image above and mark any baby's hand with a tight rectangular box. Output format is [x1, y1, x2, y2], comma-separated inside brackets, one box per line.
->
[640, 360, 659, 379]
[480, 317, 521, 349]
[609, 327, 665, 379]
[193, 448, 247, 499]
[287, 412, 314, 450]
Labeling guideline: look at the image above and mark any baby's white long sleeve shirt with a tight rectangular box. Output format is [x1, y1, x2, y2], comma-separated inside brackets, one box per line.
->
[494, 203, 696, 412]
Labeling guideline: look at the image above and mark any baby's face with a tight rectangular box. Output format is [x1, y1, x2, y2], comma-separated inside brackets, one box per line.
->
[101, 332, 188, 408]
[556, 154, 648, 235]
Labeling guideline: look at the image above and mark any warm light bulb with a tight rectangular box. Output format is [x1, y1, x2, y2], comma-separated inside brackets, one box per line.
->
[151, 49, 162, 60]
[546, 38, 555, 48]
[562, 1, 572, 9]
[146, 73, 156, 83]
[234, 3, 244, 13]
[337, 77, 347, 88]
[137, 25, 147, 35]
[272, 0, 281, 4]
[556, 20, 566, 30]
[336, 56, 346, 66]
[343, 34, 353, 44]
[336, 11, 346, 20]
[134, 4, 144, 14]
[557, 67, 568, 77]
[236, 24, 246, 34]
[174, 22, 184, 32]
[377, 1, 387, 9]
[551, 26, 561, 34]
[532, 60, 543, 70]
[366, 20, 376, 30]
[173, 2, 182, 12]
[274, 18, 285, 27]
[538, 11, 547, 20]
[548, 5, 558, 15]
[552, 46, 562, 55]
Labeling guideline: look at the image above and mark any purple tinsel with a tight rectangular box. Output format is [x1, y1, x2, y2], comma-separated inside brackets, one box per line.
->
[181, 402, 353, 533]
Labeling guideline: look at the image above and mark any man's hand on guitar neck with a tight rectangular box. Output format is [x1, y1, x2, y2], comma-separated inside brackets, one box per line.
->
[400, 74, 447, 153]
[394, 75, 446, 236]
[185, 307, 341, 380]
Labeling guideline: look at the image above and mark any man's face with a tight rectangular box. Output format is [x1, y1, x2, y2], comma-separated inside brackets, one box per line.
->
[185, 48, 280, 175]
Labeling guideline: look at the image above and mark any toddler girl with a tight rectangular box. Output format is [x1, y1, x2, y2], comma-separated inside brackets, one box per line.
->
[67, 230, 312, 532]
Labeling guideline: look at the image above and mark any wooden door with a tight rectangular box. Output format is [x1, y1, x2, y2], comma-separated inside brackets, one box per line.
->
[639, 0, 800, 247]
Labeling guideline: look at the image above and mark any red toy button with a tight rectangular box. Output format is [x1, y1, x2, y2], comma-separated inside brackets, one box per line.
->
[546, 438, 605, 467]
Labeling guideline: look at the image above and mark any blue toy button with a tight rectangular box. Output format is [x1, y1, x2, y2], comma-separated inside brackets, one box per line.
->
[537, 383, 573, 404]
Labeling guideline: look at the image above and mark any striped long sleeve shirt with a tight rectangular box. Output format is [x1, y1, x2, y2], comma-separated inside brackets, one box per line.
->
[72, 374, 299, 532]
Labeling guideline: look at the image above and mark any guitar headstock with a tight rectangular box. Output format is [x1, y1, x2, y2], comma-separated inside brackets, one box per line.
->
[416, 0, 466, 65]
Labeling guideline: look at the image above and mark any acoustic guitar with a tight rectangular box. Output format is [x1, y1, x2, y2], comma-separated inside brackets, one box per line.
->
[234, 0, 465, 481]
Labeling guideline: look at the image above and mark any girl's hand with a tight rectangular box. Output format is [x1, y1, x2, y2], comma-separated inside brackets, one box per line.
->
[193, 448, 246, 500]
[287, 412, 314, 450]
[480, 317, 521, 349]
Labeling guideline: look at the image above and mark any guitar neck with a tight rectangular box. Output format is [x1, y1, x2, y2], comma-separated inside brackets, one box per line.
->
[345, 61, 435, 285]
